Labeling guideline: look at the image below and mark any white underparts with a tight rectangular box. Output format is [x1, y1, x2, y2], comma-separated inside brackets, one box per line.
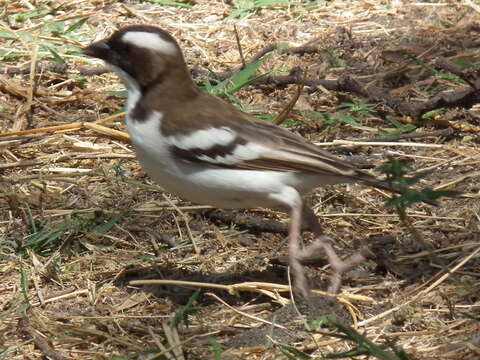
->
[126, 110, 164, 146]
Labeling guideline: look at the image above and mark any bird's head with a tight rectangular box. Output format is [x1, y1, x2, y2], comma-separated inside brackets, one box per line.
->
[83, 25, 187, 93]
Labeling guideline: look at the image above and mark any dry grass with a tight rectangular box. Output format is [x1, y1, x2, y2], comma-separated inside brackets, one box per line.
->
[1, 0, 479, 359]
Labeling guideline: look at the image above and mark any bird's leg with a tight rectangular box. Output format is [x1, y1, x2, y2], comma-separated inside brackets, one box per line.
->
[299, 206, 366, 294]
[288, 202, 310, 300]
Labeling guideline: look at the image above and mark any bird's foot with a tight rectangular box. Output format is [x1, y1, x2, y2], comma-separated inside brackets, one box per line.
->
[296, 235, 366, 294]
[289, 253, 311, 302]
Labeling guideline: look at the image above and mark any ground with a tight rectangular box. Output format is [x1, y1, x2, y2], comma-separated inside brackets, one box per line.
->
[0, 0, 479, 359]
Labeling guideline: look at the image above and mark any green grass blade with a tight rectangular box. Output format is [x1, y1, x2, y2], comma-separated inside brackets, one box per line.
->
[208, 56, 269, 97]
[89, 213, 126, 235]
[140, 0, 192, 8]
[46, 46, 66, 64]
[20, 268, 30, 305]
[64, 17, 88, 34]
[209, 338, 223, 360]
[169, 290, 201, 327]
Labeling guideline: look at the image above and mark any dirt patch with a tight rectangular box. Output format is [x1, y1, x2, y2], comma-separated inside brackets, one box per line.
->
[225, 295, 350, 349]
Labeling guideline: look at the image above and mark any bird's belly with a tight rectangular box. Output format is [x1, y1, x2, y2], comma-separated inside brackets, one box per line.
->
[136, 154, 316, 209]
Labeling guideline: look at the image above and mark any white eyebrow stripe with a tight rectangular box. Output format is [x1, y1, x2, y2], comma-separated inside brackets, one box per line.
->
[169, 127, 236, 150]
[121, 31, 177, 55]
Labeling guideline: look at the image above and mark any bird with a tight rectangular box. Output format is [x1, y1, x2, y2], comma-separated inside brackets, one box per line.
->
[84, 25, 393, 299]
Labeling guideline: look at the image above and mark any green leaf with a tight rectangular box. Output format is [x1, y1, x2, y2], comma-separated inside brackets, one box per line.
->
[380, 118, 417, 136]
[90, 213, 125, 235]
[378, 160, 408, 179]
[278, 343, 313, 359]
[450, 58, 473, 69]
[169, 290, 201, 327]
[324, 49, 345, 67]
[24, 220, 71, 254]
[209, 338, 223, 360]
[386, 189, 460, 207]
[339, 102, 377, 117]
[68, 74, 88, 86]
[22, 213, 127, 256]
[336, 114, 362, 127]
[225, 60, 266, 93]
[462, 312, 480, 321]
[0, 29, 18, 39]
[46, 47, 66, 64]
[402, 51, 459, 81]
[379, 158, 459, 208]
[308, 315, 330, 331]
[64, 17, 89, 34]
[421, 108, 443, 120]
[228, 0, 292, 19]
[45, 21, 65, 36]
[105, 90, 128, 98]
[26, 204, 36, 233]
[312, 111, 364, 129]
[207, 55, 269, 97]
[324, 319, 413, 360]
[0, 51, 24, 60]
[10, 9, 51, 23]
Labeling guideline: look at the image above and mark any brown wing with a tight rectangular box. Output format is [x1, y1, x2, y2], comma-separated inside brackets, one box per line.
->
[166, 96, 380, 186]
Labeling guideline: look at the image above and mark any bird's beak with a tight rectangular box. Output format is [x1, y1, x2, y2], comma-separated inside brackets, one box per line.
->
[83, 40, 110, 60]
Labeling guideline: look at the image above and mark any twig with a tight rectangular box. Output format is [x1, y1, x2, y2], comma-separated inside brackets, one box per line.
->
[12, 45, 39, 131]
[147, 327, 174, 360]
[435, 56, 480, 89]
[30, 289, 89, 307]
[128, 279, 373, 305]
[358, 245, 480, 327]
[273, 68, 304, 125]
[83, 122, 130, 141]
[127, 225, 178, 249]
[0, 61, 67, 76]
[0, 153, 133, 172]
[206, 292, 287, 329]
[190, 43, 324, 84]
[364, 127, 454, 143]
[162, 321, 184, 360]
[77, 66, 110, 76]
[394, 205, 444, 271]
[0, 112, 126, 138]
[145, 331, 219, 360]
[120, 3, 150, 21]
[162, 194, 199, 254]
[434, 170, 480, 191]
[464, 0, 480, 14]
[19, 315, 69, 360]
[233, 25, 246, 69]
[314, 139, 449, 148]
[249, 44, 278, 63]
[204, 209, 289, 234]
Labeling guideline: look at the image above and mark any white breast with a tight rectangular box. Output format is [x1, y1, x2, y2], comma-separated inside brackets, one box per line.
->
[126, 110, 183, 180]
[127, 111, 168, 160]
